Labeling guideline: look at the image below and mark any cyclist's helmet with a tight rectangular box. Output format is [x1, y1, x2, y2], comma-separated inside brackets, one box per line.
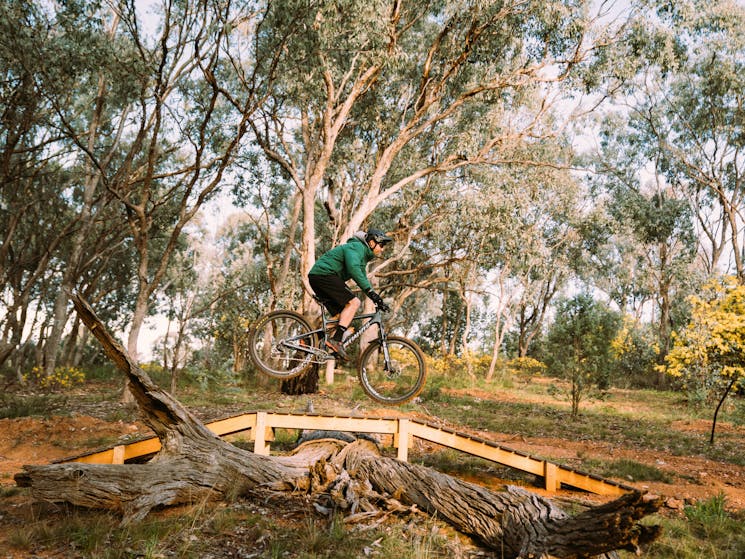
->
[365, 228, 393, 246]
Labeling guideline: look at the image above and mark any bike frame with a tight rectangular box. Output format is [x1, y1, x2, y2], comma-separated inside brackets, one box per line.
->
[323, 308, 386, 349]
[280, 305, 390, 364]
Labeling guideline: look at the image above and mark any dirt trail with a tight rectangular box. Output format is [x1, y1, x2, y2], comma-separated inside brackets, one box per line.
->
[0, 414, 145, 480]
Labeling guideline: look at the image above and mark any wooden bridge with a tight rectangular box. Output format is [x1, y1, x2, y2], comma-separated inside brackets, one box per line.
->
[57, 411, 634, 496]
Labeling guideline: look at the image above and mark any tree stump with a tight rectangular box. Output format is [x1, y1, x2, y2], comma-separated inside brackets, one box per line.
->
[15, 293, 662, 558]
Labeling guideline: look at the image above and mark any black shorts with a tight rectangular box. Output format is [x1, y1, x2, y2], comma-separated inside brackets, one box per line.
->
[308, 274, 357, 316]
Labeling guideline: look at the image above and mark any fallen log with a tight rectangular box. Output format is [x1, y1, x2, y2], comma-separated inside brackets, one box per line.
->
[15, 293, 662, 557]
[335, 440, 661, 558]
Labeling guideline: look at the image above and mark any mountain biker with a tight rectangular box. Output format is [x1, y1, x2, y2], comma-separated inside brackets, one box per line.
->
[308, 229, 392, 361]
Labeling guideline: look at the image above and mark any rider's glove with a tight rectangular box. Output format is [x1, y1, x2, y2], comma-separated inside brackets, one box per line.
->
[365, 289, 390, 312]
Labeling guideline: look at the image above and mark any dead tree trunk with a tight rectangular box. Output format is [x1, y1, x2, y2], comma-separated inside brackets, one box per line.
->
[15, 293, 662, 558]
[15, 293, 317, 523]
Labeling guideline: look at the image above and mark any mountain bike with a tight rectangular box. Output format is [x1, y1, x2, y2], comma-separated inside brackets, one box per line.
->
[247, 297, 427, 405]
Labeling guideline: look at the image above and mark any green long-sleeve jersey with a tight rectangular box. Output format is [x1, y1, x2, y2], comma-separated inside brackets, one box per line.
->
[308, 235, 374, 292]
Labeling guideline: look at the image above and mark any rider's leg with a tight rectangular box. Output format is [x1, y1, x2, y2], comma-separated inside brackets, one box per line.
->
[332, 297, 360, 342]
[309, 274, 358, 340]
[308, 274, 357, 360]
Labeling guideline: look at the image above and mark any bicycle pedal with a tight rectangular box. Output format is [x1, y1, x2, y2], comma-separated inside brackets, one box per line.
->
[325, 339, 349, 361]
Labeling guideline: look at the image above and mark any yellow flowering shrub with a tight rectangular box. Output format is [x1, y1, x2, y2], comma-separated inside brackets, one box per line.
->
[426, 352, 493, 378]
[141, 362, 166, 376]
[505, 356, 546, 378]
[23, 365, 86, 390]
[610, 316, 636, 357]
[659, 275, 745, 396]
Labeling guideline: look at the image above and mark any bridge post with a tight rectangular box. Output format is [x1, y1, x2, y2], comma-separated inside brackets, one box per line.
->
[253, 411, 270, 455]
[544, 461, 558, 492]
[395, 419, 410, 462]
[112, 445, 125, 464]
[325, 360, 335, 384]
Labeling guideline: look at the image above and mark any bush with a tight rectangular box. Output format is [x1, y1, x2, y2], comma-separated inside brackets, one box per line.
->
[610, 318, 660, 388]
[0, 393, 68, 419]
[543, 294, 621, 416]
[22, 366, 85, 391]
[505, 356, 546, 382]
[426, 353, 492, 382]
[685, 493, 729, 529]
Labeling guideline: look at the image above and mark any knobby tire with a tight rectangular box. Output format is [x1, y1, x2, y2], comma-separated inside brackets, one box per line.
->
[358, 336, 427, 405]
[247, 310, 316, 379]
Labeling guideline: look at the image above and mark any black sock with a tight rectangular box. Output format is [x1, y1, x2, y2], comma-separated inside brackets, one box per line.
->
[333, 325, 346, 342]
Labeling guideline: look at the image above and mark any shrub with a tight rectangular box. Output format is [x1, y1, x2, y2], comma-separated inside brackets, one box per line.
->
[0, 393, 67, 419]
[610, 317, 660, 388]
[426, 353, 491, 384]
[543, 294, 621, 416]
[505, 356, 546, 382]
[685, 493, 728, 528]
[22, 366, 85, 391]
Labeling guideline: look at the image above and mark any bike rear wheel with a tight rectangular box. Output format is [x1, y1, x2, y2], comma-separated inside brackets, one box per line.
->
[358, 336, 427, 405]
[248, 311, 316, 379]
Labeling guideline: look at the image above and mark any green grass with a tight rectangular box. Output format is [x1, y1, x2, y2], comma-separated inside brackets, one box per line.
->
[619, 496, 745, 559]
[579, 458, 674, 483]
[419, 387, 744, 466]
[5, 500, 455, 559]
[0, 393, 69, 419]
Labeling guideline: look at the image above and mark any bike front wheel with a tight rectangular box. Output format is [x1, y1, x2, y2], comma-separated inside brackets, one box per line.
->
[358, 336, 427, 405]
[247, 310, 316, 379]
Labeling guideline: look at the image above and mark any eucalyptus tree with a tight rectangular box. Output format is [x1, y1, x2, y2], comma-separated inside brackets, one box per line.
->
[577, 0, 745, 368]
[0, 0, 291, 392]
[188, 212, 278, 374]
[614, 189, 697, 358]
[587, 1, 719, 359]
[234, 0, 634, 311]
[508, 185, 581, 358]
[79, 0, 243, 365]
[454, 148, 586, 361]
[229, 153, 304, 311]
[37, 6, 134, 377]
[0, 1, 62, 369]
[62, 235, 140, 368]
[596, 0, 745, 280]
[367, 140, 583, 369]
[392, 179, 496, 358]
[582, 122, 700, 358]
[0, 1, 135, 374]
[26, 0, 295, 376]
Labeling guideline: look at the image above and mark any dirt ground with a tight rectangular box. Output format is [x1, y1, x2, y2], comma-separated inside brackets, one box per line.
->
[1, 390, 744, 557]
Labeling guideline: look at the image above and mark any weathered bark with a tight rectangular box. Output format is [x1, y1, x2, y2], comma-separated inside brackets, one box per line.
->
[15, 294, 662, 558]
[336, 442, 661, 558]
[16, 293, 316, 522]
